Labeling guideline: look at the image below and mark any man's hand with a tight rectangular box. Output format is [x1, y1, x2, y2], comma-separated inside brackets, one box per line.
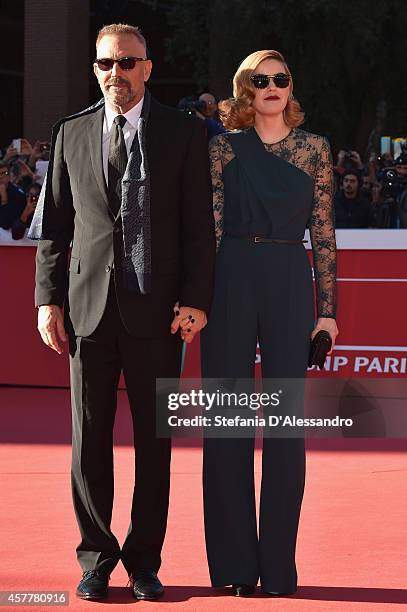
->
[171, 302, 207, 344]
[38, 305, 67, 354]
[350, 151, 363, 169]
[337, 150, 346, 165]
[20, 198, 37, 223]
[4, 144, 18, 161]
[20, 138, 33, 156]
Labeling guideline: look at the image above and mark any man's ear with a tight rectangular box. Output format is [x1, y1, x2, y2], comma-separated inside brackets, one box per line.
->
[144, 60, 153, 83]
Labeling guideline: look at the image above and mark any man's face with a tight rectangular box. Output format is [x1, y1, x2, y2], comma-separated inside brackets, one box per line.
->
[0, 166, 10, 186]
[199, 94, 217, 118]
[361, 176, 372, 193]
[396, 164, 407, 178]
[93, 34, 152, 110]
[342, 174, 359, 197]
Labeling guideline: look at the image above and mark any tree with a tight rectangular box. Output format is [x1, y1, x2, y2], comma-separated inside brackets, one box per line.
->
[166, 0, 407, 155]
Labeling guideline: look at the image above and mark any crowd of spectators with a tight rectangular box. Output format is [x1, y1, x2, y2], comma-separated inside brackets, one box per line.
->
[1, 108, 406, 240]
[0, 138, 49, 240]
[333, 147, 407, 228]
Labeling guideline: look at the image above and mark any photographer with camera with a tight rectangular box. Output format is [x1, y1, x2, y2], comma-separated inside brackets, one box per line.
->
[178, 93, 225, 141]
[198, 93, 218, 119]
[11, 182, 42, 240]
[0, 160, 26, 230]
[335, 148, 364, 176]
[372, 150, 407, 228]
[333, 169, 371, 228]
[1, 138, 50, 189]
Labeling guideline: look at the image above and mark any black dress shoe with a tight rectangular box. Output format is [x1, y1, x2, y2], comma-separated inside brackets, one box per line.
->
[129, 569, 164, 600]
[232, 584, 256, 597]
[76, 569, 110, 600]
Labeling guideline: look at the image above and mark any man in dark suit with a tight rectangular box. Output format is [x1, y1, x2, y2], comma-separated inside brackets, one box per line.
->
[32, 23, 215, 601]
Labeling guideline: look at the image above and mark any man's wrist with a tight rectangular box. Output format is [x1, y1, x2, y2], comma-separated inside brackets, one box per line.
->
[36, 303, 62, 310]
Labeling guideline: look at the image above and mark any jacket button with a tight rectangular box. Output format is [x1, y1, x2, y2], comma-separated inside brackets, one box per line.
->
[105, 265, 111, 273]
[114, 226, 121, 233]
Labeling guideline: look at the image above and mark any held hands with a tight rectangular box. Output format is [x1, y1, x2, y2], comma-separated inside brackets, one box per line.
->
[171, 302, 207, 344]
[37, 305, 67, 354]
[311, 317, 339, 356]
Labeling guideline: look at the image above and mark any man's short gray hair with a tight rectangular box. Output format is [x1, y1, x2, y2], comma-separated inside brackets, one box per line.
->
[96, 23, 147, 53]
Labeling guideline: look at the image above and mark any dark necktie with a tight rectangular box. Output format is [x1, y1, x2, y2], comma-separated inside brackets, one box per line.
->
[108, 114, 127, 217]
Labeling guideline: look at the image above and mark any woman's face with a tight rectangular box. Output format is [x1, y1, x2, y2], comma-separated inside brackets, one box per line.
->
[251, 58, 291, 119]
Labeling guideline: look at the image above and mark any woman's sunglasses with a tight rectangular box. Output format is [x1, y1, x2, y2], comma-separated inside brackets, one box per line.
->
[95, 56, 147, 71]
[250, 73, 291, 89]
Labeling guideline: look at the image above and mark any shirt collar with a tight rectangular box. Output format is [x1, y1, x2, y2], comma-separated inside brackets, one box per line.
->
[104, 96, 144, 131]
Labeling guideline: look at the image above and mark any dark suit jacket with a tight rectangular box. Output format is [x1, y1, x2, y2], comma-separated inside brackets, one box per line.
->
[35, 97, 216, 337]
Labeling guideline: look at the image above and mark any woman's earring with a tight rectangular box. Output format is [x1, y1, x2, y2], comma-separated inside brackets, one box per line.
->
[289, 93, 294, 100]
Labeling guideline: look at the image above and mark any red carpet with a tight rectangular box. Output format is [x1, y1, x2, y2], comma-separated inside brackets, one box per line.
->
[0, 387, 406, 610]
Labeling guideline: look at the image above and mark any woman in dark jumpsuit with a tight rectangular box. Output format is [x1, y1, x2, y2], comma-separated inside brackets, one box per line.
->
[200, 50, 339, 597]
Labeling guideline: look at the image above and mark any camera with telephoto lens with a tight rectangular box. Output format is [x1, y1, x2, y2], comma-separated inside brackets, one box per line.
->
[373, 145, 407, 227]
[378, 167, 399, 198]
[177, 96, 207, 116]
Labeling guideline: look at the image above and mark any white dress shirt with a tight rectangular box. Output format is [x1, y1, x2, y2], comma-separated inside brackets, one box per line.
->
[102, 96, 144, 185]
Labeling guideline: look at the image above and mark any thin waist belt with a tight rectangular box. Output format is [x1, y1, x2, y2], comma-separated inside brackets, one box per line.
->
[225, 233, 307, 244]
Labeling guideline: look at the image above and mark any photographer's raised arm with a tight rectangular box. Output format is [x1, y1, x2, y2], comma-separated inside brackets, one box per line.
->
[35, 122, 74, 353]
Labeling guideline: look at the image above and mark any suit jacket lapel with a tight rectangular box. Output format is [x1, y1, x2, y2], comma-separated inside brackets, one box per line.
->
[146, 99, 167, 180]
[87, 106, 110, 213]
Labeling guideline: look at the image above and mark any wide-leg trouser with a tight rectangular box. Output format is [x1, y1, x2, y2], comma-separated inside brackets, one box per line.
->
[69, 279, 182, 575]
[201, 237, 314, 592]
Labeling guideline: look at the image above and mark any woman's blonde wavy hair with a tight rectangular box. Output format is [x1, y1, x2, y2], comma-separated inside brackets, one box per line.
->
[219, 50, 304, 130]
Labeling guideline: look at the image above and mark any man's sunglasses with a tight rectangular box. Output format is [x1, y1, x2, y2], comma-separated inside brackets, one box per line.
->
[250, 73, 291, 89]
[95, 56, 148, 71]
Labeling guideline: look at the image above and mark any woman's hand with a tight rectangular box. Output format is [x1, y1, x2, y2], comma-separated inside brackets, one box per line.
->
[171, 301, 207, 344]
[20, 138, 33, 156]
[311, 317, 339, 355]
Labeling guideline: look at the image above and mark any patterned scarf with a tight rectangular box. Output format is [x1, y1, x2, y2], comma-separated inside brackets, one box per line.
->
[121, 88, 151, 294]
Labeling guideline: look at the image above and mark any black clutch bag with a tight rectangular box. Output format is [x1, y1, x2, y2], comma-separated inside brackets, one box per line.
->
[308, 330, 332, 369]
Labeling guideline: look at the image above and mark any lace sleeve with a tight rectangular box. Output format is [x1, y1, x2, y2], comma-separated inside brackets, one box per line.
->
[208, 134, 225, 251]
[310, 137, 337, 318]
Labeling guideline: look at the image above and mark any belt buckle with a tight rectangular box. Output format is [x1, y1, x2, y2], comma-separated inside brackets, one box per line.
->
[254, 236, 261, 243]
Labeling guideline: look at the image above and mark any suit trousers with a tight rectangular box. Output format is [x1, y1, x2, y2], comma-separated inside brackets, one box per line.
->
[200, 237, 314, 593]
[69, 275, 182, 575]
